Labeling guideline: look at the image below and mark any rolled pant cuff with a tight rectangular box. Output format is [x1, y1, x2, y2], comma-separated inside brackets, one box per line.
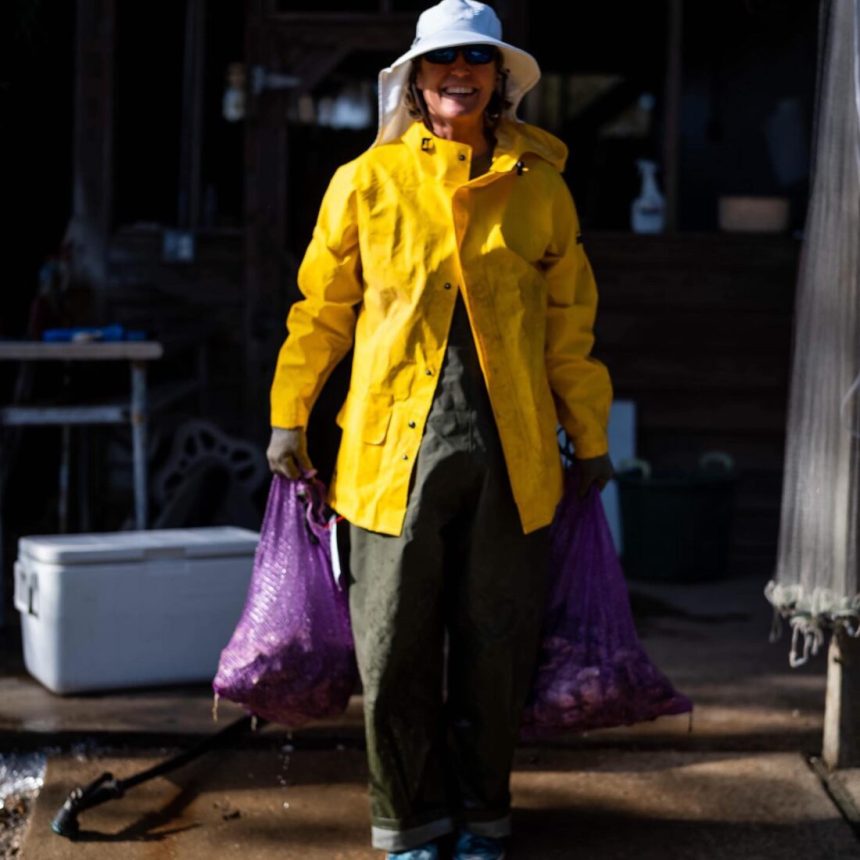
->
[371, 815, 454, 851]
[462, 814, 511, 839]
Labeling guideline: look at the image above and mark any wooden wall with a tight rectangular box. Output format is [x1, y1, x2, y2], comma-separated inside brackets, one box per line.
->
[589, 232, 800, 575]
[102, 229, 248, 434]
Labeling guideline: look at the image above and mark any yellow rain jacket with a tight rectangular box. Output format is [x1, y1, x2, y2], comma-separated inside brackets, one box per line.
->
[271, 118, 612, 536]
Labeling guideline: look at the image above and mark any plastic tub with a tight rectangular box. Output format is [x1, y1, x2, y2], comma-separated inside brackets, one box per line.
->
[616, 453, 737, 581]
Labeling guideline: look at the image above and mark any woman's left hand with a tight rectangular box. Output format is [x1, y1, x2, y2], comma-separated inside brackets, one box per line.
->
[577, 453, 614, 498]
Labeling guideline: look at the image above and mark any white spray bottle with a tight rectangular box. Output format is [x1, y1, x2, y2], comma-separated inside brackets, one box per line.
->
[631, 159, 665, 234]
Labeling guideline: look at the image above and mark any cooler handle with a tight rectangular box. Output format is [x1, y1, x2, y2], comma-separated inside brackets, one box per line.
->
[13, 560, 39, 618]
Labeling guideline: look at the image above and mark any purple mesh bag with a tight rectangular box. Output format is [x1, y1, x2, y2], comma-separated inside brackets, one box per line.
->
[521, 470, 693, 739]
[213, 475, 358, 726]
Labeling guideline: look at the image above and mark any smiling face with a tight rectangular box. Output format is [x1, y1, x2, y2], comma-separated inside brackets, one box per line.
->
[415, 48, 499, 142]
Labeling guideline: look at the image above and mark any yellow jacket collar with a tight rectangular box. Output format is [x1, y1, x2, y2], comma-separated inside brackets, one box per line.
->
[402, 119, 568, 176]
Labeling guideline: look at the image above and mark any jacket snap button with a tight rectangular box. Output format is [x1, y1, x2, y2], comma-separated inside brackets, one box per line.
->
[443, 282, 452, 290]
[425, 369, 433, 376]
[402, 454, 409, 461]
[458, 153, 466, 161]
[408, 420, 417, 429]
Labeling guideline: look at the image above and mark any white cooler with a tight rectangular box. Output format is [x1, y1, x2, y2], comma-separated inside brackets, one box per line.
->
[14, 527, 259, 694]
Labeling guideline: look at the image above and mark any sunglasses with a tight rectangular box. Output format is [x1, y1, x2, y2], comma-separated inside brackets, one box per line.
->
[422, 44, 499, 65]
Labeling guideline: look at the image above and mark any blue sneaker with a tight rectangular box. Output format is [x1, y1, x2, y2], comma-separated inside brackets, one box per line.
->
[453, 831, 506, 860]
[387, 843, 439, 860]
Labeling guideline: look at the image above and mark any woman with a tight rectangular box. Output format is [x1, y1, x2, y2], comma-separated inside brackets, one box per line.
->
[267, 2, 613, 857]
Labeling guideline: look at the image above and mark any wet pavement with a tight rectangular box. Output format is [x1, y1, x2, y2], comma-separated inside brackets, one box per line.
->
[20, 749, 860, 859]
[2, 573, 859, 858]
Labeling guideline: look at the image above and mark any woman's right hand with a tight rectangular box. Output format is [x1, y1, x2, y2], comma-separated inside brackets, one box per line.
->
[267, 427, 315, 479]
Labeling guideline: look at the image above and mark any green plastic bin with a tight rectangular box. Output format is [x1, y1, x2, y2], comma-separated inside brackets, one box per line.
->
[616, 453, 737, 582]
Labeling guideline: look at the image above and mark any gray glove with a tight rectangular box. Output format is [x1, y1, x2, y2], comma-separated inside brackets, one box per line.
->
[577, 453, 614, 498]
[267, 427, 315, 479]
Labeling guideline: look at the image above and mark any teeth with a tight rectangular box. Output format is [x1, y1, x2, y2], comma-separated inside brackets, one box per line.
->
[444, 87, 476, 95]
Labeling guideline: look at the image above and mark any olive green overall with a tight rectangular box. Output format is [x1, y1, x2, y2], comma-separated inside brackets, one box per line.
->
[348, 294, 551, 852]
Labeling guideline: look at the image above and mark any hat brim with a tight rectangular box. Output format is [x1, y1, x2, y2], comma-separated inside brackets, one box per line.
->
[374, 32, 540, 147]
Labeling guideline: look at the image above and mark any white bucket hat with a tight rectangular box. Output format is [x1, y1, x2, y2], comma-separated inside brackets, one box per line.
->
[374, 0, 541, 147]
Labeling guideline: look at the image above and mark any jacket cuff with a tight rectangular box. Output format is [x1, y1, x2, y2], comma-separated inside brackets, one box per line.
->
[573, 439, 609, 460]
[568, 424, 609, 460]
[270, 402, 310, 429]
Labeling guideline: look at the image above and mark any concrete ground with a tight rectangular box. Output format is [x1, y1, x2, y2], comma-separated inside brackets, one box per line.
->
[21, 749, 860, 860]
[3, 572, 860, 858]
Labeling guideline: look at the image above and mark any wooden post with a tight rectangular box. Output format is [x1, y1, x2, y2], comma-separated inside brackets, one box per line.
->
[823, 629, 860, 768]
[130, 361, 149, 530]
[71, 0, 116, 289]
[178, 0, 206, 230]
[662, 0, 683, 234]
[242, 0, 291, 441]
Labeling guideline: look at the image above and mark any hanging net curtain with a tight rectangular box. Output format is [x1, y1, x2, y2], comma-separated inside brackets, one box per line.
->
[766, 0, 860, 665]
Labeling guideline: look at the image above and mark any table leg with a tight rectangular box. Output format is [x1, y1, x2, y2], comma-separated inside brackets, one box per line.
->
[131, 361, 148, 530]
[59, 425, 71, 533]
[78, 428, 91, 532]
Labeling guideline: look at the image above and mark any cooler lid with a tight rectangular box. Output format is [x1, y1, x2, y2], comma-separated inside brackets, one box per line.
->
[19, 527, 260, 566]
